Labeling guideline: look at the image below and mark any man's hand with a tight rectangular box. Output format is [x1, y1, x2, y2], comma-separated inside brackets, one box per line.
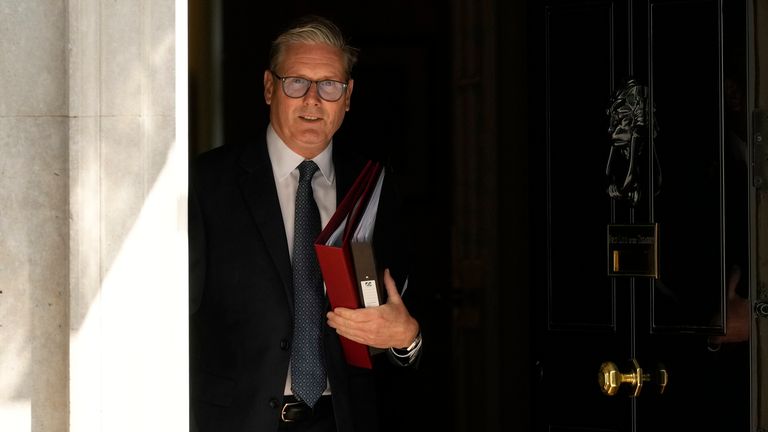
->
[327, 269, 419, 349]
[710, 265, 749, 344]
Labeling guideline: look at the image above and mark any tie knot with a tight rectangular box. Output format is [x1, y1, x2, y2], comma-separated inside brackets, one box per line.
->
[298, 160, 319, 183]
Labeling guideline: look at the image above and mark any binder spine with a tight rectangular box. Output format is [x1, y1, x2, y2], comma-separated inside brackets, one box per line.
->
[350, 241, 384, 308]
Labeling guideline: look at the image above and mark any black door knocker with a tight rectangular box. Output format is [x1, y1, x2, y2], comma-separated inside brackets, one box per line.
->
[605, 78, 662, 206]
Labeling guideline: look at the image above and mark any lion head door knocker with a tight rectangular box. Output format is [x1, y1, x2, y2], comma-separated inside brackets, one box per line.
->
[605, 79, 662, 206]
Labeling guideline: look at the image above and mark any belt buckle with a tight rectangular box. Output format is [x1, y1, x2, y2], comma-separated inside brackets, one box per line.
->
[280, 400, 305, 423]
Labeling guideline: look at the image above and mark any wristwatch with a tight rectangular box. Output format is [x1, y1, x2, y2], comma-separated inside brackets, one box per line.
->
[392, 331, 422, 355]
[402, 331, 422, 352]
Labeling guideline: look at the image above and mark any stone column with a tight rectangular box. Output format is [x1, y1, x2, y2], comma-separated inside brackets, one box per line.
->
[0, 1, 188, 431]
[0, 1, 69, 431]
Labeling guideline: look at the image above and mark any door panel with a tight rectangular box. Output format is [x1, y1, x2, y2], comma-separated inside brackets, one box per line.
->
[532, 0, 753, 430]
[534, 2, 631, 431]
[649, 0, 725, 331]
[546, 2, 618, 329]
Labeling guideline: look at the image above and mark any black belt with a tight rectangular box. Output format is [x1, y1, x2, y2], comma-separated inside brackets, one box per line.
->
[280, 395, 332, 423]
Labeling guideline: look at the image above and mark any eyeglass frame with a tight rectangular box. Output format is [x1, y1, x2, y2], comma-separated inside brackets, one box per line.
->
[270, 71, 349, 102]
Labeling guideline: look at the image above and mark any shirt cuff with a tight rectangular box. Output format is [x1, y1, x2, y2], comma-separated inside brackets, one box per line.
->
[388, 331, 422, 366]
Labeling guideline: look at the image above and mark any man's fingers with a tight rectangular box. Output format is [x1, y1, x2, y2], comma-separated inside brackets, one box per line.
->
[326, 269, 416, 349]
[327, 314, 380, 346]
[332, 325, 365, 343]
[329, 307, 354, 319]
[383, 269, 402, 305]
[329, 307, 378, 322]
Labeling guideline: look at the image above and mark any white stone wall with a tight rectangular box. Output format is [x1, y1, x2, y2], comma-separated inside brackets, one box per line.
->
[0, 1, 188, 431]
[0, 1, 70, 431]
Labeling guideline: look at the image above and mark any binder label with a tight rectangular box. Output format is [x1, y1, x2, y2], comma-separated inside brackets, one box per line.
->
[360, 280, 380, 308]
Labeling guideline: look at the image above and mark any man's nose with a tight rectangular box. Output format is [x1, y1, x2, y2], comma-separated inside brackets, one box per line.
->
[303, 82, 321, 105]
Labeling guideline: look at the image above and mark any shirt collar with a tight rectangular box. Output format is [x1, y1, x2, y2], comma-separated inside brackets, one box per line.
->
[266, 124, 335, 184]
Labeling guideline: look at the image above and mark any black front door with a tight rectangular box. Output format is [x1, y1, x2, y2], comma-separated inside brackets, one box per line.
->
[530, 0, 754, 430]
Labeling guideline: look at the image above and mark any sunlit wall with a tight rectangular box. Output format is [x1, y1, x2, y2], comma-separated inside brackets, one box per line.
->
[0, 1, 188, 431]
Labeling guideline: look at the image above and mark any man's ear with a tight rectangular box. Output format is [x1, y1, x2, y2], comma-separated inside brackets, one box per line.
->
[264, 70, 274, 105]
[344, 79, 354, 112]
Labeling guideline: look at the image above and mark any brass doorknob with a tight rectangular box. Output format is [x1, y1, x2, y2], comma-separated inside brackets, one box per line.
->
[598, 359, 668, 397]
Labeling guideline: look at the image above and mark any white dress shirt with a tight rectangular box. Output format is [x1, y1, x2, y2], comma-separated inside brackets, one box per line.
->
[267, 125, 337, 260]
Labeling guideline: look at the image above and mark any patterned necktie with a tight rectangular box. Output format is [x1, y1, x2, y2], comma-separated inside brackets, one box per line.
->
[290, 160, 326, 407]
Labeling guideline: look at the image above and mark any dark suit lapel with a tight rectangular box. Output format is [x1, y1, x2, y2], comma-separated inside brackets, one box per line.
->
[333, 143, 366, 201]
[237, 139, 295, 312]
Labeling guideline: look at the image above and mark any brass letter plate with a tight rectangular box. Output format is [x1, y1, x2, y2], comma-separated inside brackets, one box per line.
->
[607, 224, 658, 278]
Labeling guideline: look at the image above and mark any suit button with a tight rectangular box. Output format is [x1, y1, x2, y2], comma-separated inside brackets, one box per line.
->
[280, 339, 289, 350]
[269, 398, 279, 409]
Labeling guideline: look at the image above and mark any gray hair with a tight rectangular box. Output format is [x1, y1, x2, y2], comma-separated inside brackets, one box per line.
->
[270, 16, 359, 79]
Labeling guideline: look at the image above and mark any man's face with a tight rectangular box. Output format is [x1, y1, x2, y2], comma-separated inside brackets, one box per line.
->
[264, 42, 354, 158]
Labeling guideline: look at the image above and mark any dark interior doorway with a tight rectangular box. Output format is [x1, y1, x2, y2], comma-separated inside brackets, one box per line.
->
[190, 2, 456, 431]
[189, 1, 532, 431]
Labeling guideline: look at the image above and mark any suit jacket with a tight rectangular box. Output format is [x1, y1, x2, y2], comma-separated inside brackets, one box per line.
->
[189, 136, 411, 432]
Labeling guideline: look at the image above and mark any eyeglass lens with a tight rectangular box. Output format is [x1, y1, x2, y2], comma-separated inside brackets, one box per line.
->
[281, 77, 345, 101]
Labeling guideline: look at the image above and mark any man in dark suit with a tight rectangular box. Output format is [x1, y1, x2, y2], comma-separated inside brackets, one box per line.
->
[189, 16, 422, 432]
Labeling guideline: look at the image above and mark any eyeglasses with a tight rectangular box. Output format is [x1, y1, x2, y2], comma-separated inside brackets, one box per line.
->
[271, 71, 349, 102]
